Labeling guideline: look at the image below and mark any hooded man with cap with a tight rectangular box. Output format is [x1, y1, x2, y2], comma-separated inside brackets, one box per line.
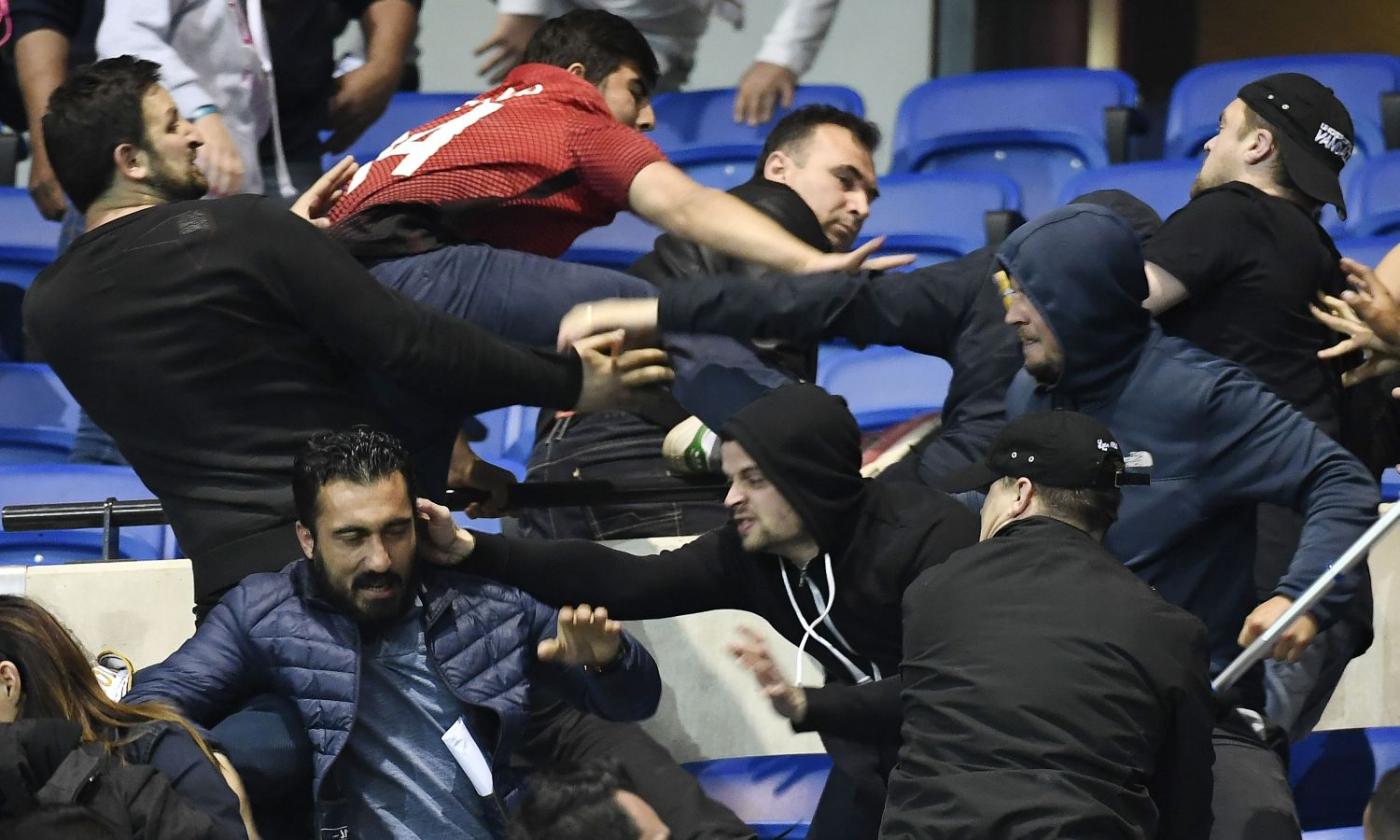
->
[998, 202, 1377, 840]
[881, 410, 1214, 840]
[428, 382, 981, 839]
[1139, 74, 1373, 739]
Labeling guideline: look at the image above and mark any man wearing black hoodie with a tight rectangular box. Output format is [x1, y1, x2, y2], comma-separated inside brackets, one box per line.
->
[431, 383, 981, 839]
[517, 105, 882, 542]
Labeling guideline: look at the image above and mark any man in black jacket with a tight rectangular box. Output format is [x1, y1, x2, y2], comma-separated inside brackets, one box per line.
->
[517, 105, 881, 542]
[23, 57, 668, 610]
[881, 410, 1214, 839]
[428, 383, 981, 839]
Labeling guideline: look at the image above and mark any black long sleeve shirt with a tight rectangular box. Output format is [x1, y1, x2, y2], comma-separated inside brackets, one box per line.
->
[24, 196, 581, 596]
[657, 249, 1023, 485]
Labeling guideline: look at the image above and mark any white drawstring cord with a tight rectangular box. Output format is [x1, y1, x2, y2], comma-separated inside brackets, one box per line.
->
[780, 553, 875, 687]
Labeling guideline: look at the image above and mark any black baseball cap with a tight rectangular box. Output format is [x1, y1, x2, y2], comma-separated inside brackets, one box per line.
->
[943, 410, 1149, 493]
[1236, 72, 1355, 219]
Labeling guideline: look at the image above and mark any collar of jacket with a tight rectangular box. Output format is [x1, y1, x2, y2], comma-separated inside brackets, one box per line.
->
[729, 177, 833, 253]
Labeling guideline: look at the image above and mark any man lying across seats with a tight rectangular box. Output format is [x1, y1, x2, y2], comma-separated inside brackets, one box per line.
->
[870, 410, 1214, 838]
[418, 383, 980, 840]
[126, 427, 662, 839]
[24, 55, 670, 615]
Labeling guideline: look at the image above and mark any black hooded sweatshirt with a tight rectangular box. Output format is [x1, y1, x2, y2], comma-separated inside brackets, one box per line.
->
[468, 384, 979, 776]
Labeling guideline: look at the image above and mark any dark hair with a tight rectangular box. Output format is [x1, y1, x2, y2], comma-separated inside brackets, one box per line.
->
[1002, 477, 1121, 539]
[42, 56, 162, 213]
[0, 596, 218, 765]
[1239, 105, 1318, 214]
[509, 763, 642, 840]
[755, 104, 882, 178]
[1371, 766, 1400, 840]
[292, 427, 416, 534]
[521, 9, 658, 93]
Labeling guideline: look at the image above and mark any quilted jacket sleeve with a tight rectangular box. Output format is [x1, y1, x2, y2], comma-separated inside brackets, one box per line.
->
[524, 596, 662, 722]
[127, 586, 268, 727]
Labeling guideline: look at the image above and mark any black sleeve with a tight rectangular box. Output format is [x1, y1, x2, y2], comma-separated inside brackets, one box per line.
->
[144, 729, 247, 840]
[796, 676, 903, 742]
[658, 255, 988, 357]
[10, 0, 84, 39]
[629, 231, 733, 292]
[251, 200, 582, 415]
[468, 529, 747, 619]
[1151, 624, 1217, 840]
[1143, 189, 1260, 298]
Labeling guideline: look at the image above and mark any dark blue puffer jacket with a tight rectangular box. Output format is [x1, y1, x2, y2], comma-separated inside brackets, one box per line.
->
[1001, 204, 1377, 712]
[126, 558, 661, 832]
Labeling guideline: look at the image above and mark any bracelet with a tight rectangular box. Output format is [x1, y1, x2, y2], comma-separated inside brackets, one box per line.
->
[189, 104, 221, 121]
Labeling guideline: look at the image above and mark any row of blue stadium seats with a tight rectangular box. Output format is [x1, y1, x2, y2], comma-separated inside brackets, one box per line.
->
[326, 52, 1399, 219]
[684, 725, 1400, 838]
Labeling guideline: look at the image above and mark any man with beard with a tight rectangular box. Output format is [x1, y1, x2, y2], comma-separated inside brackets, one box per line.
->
[1140, 73, 1371, 739]
[126, 427, 661, 839]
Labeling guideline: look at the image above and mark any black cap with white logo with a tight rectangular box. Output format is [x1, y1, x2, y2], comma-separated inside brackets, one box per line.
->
[1236, 72, 1355, 219]
[943, 410, 1149, 493]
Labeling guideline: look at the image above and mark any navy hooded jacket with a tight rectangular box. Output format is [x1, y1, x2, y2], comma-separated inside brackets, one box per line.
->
[1000, 204, 1377, 711]
[126, 558, 661, 834]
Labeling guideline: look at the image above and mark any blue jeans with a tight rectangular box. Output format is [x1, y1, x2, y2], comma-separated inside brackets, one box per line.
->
[367, 244, 790, 430]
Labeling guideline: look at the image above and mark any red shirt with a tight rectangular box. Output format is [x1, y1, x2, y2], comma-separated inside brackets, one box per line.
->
[328, 64, 667, 259]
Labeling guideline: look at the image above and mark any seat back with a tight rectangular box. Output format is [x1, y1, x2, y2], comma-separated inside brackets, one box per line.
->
[685, 754, 830, 840]
[858, 172, 1021, 267]
[562, 213, 662, 270]
[817, 345, 953, 431]
[1164, 54, 1400, 160]
[0, 464, 172, 562]
[0, 187, 61, 290]
[1348, 151, 1400, 237]
[0, 363, 82, 431]
[1059, 159, 1201, 221]
[1291, 727, 1400, 830]
[1334, 235, 1400, 271]
[650, 85, 865, 169]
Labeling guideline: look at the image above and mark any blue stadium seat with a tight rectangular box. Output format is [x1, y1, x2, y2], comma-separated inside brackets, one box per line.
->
[1380, 467, 1399, 503]
[0, 464, 171, 562]
[891, 69, 1139, 218]
[473, 404, 540, 479]
[0, 428, 76, 464]
[0, 363, 82, 432]
[1164, 54, 1400, 161]
[685, 754, 830, 839]
[327, 92, 478, 168]
[0, 187, 61, 289]
[817, 345, 953, 431]
[1291, 726, 1400, 831]
[1334, 236, 1400, 271]
[857, 172, 1021, 267]
[562, 213, 662, 270]
[1302, 829, 1363, 840]
[649, 86, 865, 174]
[1347, 151, 1400, 237]
[1058, 159, 1201, 221]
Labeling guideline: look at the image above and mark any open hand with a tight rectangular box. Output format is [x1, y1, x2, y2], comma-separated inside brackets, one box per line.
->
[474, 13, 544, 84]
[291, 156, 359, 229]
[1237, 595, 1318, 664]
[1311, 292, 1400, 387]
[414, 497, 476, 566]
[734, 61, 797, 126]
[571, 328, 673, 413]
[194, 113, 246, 197]
[800, 236, 915, 274]
[1340, 257, 1400, 347]
[728, 625, 807, 723]
[538, 604, 623, 667]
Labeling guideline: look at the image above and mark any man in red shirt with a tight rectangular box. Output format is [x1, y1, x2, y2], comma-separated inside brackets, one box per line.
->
[328, 9, 898, 353]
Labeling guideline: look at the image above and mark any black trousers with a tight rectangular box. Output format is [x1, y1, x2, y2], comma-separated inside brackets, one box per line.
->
[516, 702, 755, 840]
[1208, 718, 1301, 840]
